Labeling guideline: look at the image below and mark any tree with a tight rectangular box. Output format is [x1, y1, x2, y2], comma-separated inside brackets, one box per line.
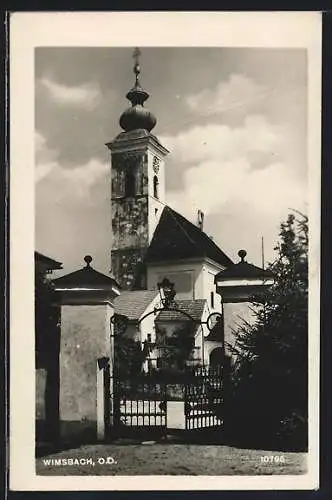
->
[156, 321, 196, 372]
[35, 268, 59, 368]
[228, 212, 308, 450]
[35, 267, 61, 442]
[114, 335, 146, 377]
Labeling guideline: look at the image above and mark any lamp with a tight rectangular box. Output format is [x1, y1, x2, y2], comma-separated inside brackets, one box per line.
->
[157, 277, 176, 308]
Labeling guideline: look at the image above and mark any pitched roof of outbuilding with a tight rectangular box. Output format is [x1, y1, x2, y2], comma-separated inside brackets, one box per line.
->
[215, 261, 274, 281]
[35, 251, 63, 270]
[156, 299, 207, 323]
[54, 258, 118, 289]
[145, 206, 233, 268]
[113, 290, 159, 320]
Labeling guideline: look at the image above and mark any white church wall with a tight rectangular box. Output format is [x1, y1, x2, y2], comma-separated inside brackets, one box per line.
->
[147, 261, 203, 300]
[147, 149, 166, 203]
[139, 292, 163, 371]
[138, 291, 161, 341]
[147, 149, 166, 242]
[148, 196, 164, 245]
[201, 261, 225, 313]
[139, 309, 157, 346]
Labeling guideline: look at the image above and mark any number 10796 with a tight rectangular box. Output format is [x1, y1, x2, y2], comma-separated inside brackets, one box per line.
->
[260, 455, 286, 463]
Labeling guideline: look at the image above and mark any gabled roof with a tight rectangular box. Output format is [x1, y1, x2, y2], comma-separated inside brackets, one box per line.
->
[54, 259, 118, 289]
[145, 206, 233, 268]
[156, 299, 206, 323]
[113, 290, 159, 321]
[215, 261, 274, 281]
[35, 251, 63, 270]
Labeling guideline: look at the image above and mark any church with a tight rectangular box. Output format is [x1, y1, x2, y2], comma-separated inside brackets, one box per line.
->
[35, 49, 274, 443]
[105, 48, 273, 369]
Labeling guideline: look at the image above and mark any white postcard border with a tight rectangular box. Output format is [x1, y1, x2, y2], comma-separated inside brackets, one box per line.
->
[9, 11, 321, 491]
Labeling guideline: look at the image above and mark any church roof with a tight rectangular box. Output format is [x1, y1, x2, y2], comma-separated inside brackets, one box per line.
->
[54, 256, 118, 289]
[113, 290, 159, 320]
[156, 299, 206, 323]
[146, 206, 234, 267]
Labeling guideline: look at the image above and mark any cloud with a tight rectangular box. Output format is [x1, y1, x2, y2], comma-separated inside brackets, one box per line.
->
[168, 158, 306, 217]
[37, 158, 108, 201]
[185, 73, 272, 118]
[35, 131, 58, 182]
[36, 131, 108, 199]
[161, 115, 282, 169]
[162, 113, 307, 264]
[35, 159, 111, 276]
[39, 77, 101, 109]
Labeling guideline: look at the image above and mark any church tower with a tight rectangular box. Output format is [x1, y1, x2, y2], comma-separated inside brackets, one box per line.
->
[107, 48, 169, 290]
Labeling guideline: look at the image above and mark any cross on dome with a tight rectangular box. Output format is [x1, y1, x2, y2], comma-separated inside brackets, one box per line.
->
[119, 47, 157, 133]
[133, 47, 141, 81]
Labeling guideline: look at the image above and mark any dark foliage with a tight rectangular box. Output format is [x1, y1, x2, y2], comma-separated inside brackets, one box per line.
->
[227, 212, 308, 451]
[114, 335, 146, 377]
[156, 322, 196, 371]
[35, 269, 59, 368]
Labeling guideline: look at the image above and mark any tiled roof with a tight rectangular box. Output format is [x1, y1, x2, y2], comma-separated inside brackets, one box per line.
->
[114, 290, 159, 320]
[35, 251, 63, 270]
[145, 206, 233, 268]
[215, 261, 274, 281]
[54, 265, 118, 288]
[156, 299, 207, 323]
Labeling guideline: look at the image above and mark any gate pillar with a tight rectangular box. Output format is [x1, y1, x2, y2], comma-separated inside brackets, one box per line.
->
[214, 250, 274, 359]
[53, 256, 120, 444]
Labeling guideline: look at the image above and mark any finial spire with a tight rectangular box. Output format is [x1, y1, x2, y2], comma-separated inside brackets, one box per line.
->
[84, 255, 93, 268]
[119, 47, 157, 133]
[238, 249, 247, 263]
[133, 47, 141, 83]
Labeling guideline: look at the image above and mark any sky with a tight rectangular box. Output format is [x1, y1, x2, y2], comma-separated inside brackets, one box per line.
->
[35, 47, 308, 276]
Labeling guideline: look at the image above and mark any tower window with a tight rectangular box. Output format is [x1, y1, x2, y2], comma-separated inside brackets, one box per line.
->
[125, 172, 135, 197]
[153, 175, 159, 199]
[210, 291, 214, 309]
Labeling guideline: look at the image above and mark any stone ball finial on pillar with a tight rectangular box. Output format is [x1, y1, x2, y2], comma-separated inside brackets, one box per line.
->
[84, 255, 93, 268]
[238, 249, 247, 262]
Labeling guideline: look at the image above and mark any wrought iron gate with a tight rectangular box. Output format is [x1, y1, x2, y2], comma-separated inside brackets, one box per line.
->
[184, 366, 224, 431]
[109, 372, 168, 438]
[105, 365, 226, 439]
[106, 281, 228, 440]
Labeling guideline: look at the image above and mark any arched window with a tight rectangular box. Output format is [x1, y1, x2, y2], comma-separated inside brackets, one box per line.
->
[153, 175, 159, 199]
[125, 172, 135, 197]
[210, 347, 224, 367]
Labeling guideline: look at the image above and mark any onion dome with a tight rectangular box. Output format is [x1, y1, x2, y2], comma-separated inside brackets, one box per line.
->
[119, 48, 157, 133]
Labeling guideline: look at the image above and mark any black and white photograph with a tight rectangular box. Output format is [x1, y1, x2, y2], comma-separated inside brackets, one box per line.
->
[9, 12, 321, 491]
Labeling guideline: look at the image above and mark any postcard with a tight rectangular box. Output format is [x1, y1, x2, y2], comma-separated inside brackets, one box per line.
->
[9, 11, 321, 491]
